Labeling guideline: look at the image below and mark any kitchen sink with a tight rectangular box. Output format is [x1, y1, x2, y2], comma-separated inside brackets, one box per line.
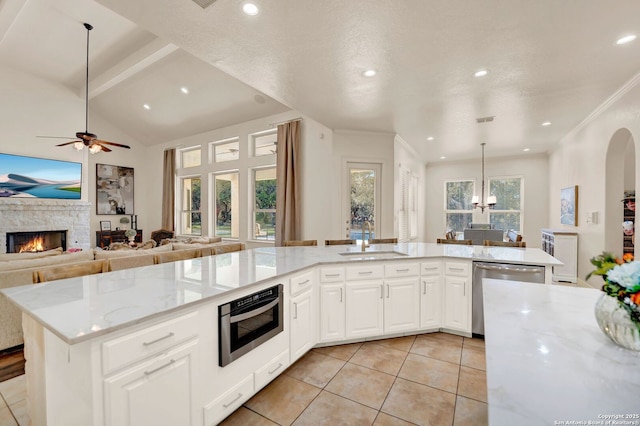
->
[339, 250, 408, 259]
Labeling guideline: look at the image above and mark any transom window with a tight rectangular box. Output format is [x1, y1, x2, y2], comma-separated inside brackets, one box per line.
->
[181, 147, 201, 168]
[251, 130, 277, 157]
[211, 138, 239, 163]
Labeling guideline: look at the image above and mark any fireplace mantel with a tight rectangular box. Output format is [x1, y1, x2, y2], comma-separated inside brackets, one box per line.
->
[0, 199, 91, 253]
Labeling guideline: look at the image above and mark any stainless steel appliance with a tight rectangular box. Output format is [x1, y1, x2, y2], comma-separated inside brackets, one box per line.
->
[218, 284, 283, 367]
[472, 262, 545, 336]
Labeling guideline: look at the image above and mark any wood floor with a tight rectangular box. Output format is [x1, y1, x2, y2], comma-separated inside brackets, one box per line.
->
[0, 346, 24, 383]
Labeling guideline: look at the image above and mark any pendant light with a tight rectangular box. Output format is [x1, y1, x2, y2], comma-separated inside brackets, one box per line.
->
[472, 143, 497, 212]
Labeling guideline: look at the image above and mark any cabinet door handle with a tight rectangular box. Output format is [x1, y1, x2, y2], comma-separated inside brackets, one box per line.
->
[424, 267, 437, 270]
[339, 287, 343, 303]
[463, 283, 466, 297]
[298, 279, 310, 285]
[449, 267, 464, 272]
[386, 284, 390, 298]
[396, 268, 410, 273]
[293, 302, 298, 319]
[359, 271, 373, 275]
[223, 392, 244, 408]
[423, 280, 426, 295]
[144, 359, 175, 376]
[380, 284, 383, 299]
[325, 273, 340, 277]
[268, 363, 283, 375]
[142, 332, 175, 347]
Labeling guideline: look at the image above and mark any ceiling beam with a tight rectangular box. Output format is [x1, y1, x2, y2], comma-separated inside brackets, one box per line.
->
[88, 37, 179, 99]
[0, 0, 27, 44]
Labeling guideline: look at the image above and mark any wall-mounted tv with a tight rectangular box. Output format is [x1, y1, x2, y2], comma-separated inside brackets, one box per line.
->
[0, 153, 82, 200]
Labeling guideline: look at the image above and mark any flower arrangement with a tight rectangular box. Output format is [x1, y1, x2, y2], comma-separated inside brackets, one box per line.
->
[588, 251, 640, 330]
[124, 229, 137, 238]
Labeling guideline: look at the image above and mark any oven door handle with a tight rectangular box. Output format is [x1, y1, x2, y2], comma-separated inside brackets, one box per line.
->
[229, 298, 280, 323]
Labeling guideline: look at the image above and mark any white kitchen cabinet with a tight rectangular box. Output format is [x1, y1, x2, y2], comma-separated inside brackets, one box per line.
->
[420, 260, 442, 329]
[345, 280, 384, 338]
[319, 283, 345, 342]
[104, 340, 198, 426]
[442, 261, 471, 333]
[383, 277, 420, 333]
[203, 374, 254, 426]
[290, 288, 315, 362]
[541, 229, 578, 283]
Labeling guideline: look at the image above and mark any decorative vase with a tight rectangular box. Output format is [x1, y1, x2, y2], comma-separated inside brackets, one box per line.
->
[594, 293, 640, 351]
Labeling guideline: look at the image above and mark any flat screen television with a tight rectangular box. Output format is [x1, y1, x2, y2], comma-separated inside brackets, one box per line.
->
[0, 153, 82, 200]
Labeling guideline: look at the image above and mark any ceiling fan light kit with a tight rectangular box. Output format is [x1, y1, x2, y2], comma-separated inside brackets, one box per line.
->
[39, 23, 130, 154]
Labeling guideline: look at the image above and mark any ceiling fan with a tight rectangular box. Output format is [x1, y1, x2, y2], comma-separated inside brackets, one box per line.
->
[38, 23, 130, 154]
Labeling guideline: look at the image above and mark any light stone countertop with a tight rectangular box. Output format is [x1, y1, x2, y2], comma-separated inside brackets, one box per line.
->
[483, 279, 640, 425]
[1, 243, 561, 345]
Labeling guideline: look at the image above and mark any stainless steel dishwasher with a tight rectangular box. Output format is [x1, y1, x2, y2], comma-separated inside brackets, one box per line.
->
[472, 262, 545, 336]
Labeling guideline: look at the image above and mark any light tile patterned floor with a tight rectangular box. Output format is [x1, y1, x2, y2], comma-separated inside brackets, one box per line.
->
[221, 332, 488, 426]
[0, 332, 488, 426]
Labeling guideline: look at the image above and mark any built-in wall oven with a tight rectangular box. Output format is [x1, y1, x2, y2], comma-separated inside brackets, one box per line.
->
[218, 284, 284, 367]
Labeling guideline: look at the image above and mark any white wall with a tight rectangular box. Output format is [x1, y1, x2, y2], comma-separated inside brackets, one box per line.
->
[330, 130, 396, 241]
[0, 64, 149, 246]
[146, 111, 335, 248]
[549, 75, 640, 286]
[424, 153, 549, 246]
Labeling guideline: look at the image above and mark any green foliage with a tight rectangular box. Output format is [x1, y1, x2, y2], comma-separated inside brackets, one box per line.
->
[255, 179, 276, 209]
[586, 251, 619, 281]
[446, 181, 474, 210]
[490, 178, 521, 210]
[350, 170, 375, 222]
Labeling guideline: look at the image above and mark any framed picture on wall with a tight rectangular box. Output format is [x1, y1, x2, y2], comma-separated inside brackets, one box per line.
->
[100, 221, 111, 231]
[96, 164, 134, 215]
[560, 185, 578, 226]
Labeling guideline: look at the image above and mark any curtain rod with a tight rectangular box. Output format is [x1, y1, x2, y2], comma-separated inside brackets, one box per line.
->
[269, 117, 303, 128]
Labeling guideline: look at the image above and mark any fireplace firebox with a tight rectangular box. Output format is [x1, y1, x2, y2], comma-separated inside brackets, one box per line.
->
[6, 231, 67, 253]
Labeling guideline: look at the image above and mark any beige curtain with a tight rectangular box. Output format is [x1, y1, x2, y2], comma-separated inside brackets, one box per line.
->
[161, 148, 176, 231]
[275, 120, 301, 246]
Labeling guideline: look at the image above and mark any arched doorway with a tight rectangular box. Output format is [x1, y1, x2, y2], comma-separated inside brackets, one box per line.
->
[604, 128, 636, 256]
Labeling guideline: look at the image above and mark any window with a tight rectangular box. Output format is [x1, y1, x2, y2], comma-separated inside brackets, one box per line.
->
[444, 180, 474, 233]
[211, 138, 239, 163]
[213, 172, 239, 238]
[253, 167, 276, 240]
[181, 147, 201, 168]
[180, 176, 201, 235]
[346, 163, 380, 241]
[489, 177, 523, 232]
[251, 130, 277, 157]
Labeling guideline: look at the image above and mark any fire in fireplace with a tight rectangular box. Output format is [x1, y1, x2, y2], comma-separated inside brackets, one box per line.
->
[6, 231, 67, 253]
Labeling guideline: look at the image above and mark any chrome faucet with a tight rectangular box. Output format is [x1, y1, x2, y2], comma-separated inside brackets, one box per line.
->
[361, 220, 372, 252]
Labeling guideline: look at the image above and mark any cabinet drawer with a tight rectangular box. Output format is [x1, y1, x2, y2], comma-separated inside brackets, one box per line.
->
[290, 269, 314, 295]
[421, 261, 441, 276]
[384, 262, 420, 278]
[346, 263, 384, 281]
[203, 374, 253, 426]
[254, 349, 289, 391]
[444, 261, 470, 277]
[320, 267, 345, 283]
[102, 311, 199, 374]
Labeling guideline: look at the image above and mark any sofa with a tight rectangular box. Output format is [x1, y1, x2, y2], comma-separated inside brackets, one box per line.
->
[0, 239, 244, 351]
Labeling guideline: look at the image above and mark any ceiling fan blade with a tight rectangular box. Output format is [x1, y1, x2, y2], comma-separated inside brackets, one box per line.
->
[56, 141, 82, 147]
[95, 139, 131, 149]
[37, 135, 76, 139]
[96, 143, 112, 153]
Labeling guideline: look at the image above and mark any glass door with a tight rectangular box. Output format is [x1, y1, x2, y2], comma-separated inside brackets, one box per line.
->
[345, 162, 381, 242]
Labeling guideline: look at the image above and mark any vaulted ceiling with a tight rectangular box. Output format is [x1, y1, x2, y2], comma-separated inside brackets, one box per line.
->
[2, 0, 640, 163]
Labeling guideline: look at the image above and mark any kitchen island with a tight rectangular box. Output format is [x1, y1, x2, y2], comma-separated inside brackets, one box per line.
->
[1, 243, 561, 425]
[483, 279, 640, 425]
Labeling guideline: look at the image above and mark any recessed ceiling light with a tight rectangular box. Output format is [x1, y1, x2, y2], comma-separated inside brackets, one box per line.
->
[242, 3, 259, 15]
[143, 104, 150, 110]
[181, 87, 189, 94]
[523, 148, 530, 152]
[427, 136, 435, 141]
[363, 69, 377, 77]
[440, 156, 446, 159]
[541, 121, 551, 126]
[616, 34, 637, 45]
[474, 69, 488, 77]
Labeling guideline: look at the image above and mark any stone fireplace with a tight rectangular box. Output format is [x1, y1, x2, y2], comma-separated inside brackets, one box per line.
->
[0, 199, 91, 254]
